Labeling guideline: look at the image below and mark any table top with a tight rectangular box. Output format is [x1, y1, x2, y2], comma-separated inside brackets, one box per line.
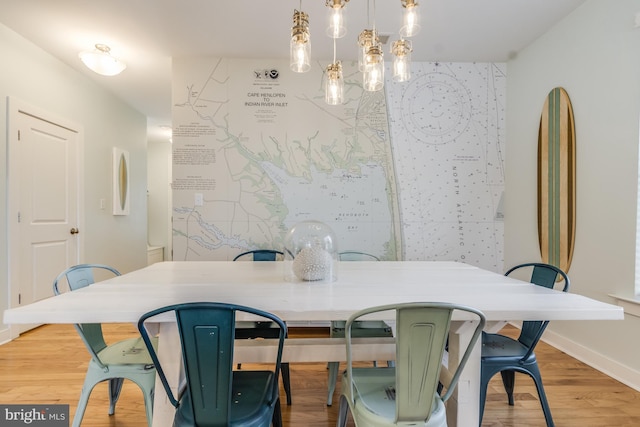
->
[3, 261, 623, 324]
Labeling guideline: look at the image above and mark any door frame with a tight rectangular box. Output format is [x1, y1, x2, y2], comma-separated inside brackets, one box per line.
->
[6, 97, 85, 339]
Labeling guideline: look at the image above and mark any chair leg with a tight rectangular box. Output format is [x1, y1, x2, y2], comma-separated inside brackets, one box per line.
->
[108, 377, 125, 415]
[133, 374, 156, 427]
[479, 373, 490, 427]
[500, 370, 515, 406]
[327, 362, 340, 406]
[528, 366, 555, 427]
[272, 396, 283, 427]
[336, 395, 350, 427]
[72, 378, 99, 427]
[281, 363, 292, 405]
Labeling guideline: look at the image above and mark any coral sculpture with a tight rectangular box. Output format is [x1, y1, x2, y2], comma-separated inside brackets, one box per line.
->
[292, 246, 333, 281]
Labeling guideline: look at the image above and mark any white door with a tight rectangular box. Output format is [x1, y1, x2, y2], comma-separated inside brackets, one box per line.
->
[8, 100, 82, 335]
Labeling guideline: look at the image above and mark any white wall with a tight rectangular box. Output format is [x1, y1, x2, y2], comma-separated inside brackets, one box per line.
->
[0, 23, 149, 334]
[506, 0, 640, 386]
[147, 140, 172, 259]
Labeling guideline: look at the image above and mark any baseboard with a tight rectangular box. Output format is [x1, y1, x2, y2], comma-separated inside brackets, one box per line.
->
[0, 326, 12, 345]
[542, 327, 640, 392]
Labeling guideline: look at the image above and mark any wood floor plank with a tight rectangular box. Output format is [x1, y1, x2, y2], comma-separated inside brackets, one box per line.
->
[1, 323, 639, 426]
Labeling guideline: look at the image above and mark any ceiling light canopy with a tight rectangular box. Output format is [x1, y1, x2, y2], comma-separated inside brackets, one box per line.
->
[79, 44, 126, 76]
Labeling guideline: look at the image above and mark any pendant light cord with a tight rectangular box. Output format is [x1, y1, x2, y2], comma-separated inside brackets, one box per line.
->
[333, 38, 336, 63]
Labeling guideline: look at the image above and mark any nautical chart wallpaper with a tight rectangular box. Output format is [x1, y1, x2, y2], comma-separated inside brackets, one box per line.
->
[171, 57, 505, 272]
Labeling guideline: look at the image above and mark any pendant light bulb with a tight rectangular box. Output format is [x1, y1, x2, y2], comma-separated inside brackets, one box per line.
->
[290, 9, 311, 73]
[363, 44, 384, 92]
[392, 39, 412, 82]
[400, 0, 421, 37]
[325, 61, 344, 105]
[326, 0, 348, 39]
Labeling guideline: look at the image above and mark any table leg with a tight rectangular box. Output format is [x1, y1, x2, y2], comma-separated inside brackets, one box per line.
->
[446, 320, 482, 427]
[151, 322, 182, 427]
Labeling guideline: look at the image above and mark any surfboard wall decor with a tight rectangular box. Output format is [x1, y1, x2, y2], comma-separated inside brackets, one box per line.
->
[538, 87, 576, 274]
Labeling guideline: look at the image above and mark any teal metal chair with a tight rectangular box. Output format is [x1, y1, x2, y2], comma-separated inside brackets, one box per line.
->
[336, 302, 485, 427]
[233, 249, 284, 262]
[327, 251, 393, 406]
[480, 262, 570, 427]
[232, 249, 292, 405]
[53, 264, 156, 427]
[137, 302, 286, 427]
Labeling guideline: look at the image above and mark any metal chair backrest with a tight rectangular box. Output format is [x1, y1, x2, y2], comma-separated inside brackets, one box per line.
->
[505, 262, 570, 359]
[338, 251, 380, 261]
[53, 263, 120, 294]
[52, 264, 121, 369]
[233, 249, 284, 261]
[138, 302, 286, 426]
[345, 302, 485, 423]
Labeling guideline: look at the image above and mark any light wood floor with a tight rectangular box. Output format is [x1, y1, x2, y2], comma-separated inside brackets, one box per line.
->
[2, 323, 640, 426]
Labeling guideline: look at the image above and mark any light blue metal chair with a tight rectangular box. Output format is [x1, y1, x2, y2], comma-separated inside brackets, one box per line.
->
[337, 302, 486, 427]
[138, 302, 286, 427]
[480, 262, 570, 427]
[326, 251, 393, 406]
[53, 264, 156, 427]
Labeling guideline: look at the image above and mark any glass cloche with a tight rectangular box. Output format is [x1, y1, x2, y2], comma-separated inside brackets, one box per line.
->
[284, 220, 339, 283]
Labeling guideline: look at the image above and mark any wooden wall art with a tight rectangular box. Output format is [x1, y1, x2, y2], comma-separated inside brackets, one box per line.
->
[538, 87, 576, 273]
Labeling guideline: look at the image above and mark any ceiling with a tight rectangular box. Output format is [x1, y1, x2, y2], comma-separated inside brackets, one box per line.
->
[0, 0, 585, 143]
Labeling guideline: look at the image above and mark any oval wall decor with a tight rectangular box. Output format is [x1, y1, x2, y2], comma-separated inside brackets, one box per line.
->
[113, 147, 130, 215]
[538, 87, 576, 273]
[118, 153, 128, 211]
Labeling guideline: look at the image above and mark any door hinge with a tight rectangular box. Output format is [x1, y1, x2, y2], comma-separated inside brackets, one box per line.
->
[17, 212, 21, 223]
[18, 130, 20, 141]
[18, 294, 21, 304]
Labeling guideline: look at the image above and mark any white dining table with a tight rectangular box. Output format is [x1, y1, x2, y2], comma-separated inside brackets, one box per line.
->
[3, 260, 624, 426]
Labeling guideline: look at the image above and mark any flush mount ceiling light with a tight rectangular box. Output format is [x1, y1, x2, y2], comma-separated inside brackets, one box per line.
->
[79, 44, 126, 76]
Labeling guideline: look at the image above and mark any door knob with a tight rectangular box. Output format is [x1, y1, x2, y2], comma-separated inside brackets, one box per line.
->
[70, 228, 79, 235]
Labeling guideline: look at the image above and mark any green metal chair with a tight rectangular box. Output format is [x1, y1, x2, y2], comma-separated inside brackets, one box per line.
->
[137, 302, 286, 427]
[53, 264, 156, 427]
[327, 251, 393, 406]
[337, 302, 485, 427]
[337, 251, 380, 261]
[232, 249, 291, 406]
[480, 262, 570, 427]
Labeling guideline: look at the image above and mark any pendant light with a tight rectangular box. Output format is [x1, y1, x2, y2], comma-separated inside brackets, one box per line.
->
[325, 39, 344, 105]
[363, 0, 384, 91]
[391, 39, 412, 82]
[363, 43, 384, 91]
[326, 0, 349, 39]
[290, 5, 311, 73]
[357, 29, 376, 71]
[400, 0, 421, 37]
[288, 0, 422, 90]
